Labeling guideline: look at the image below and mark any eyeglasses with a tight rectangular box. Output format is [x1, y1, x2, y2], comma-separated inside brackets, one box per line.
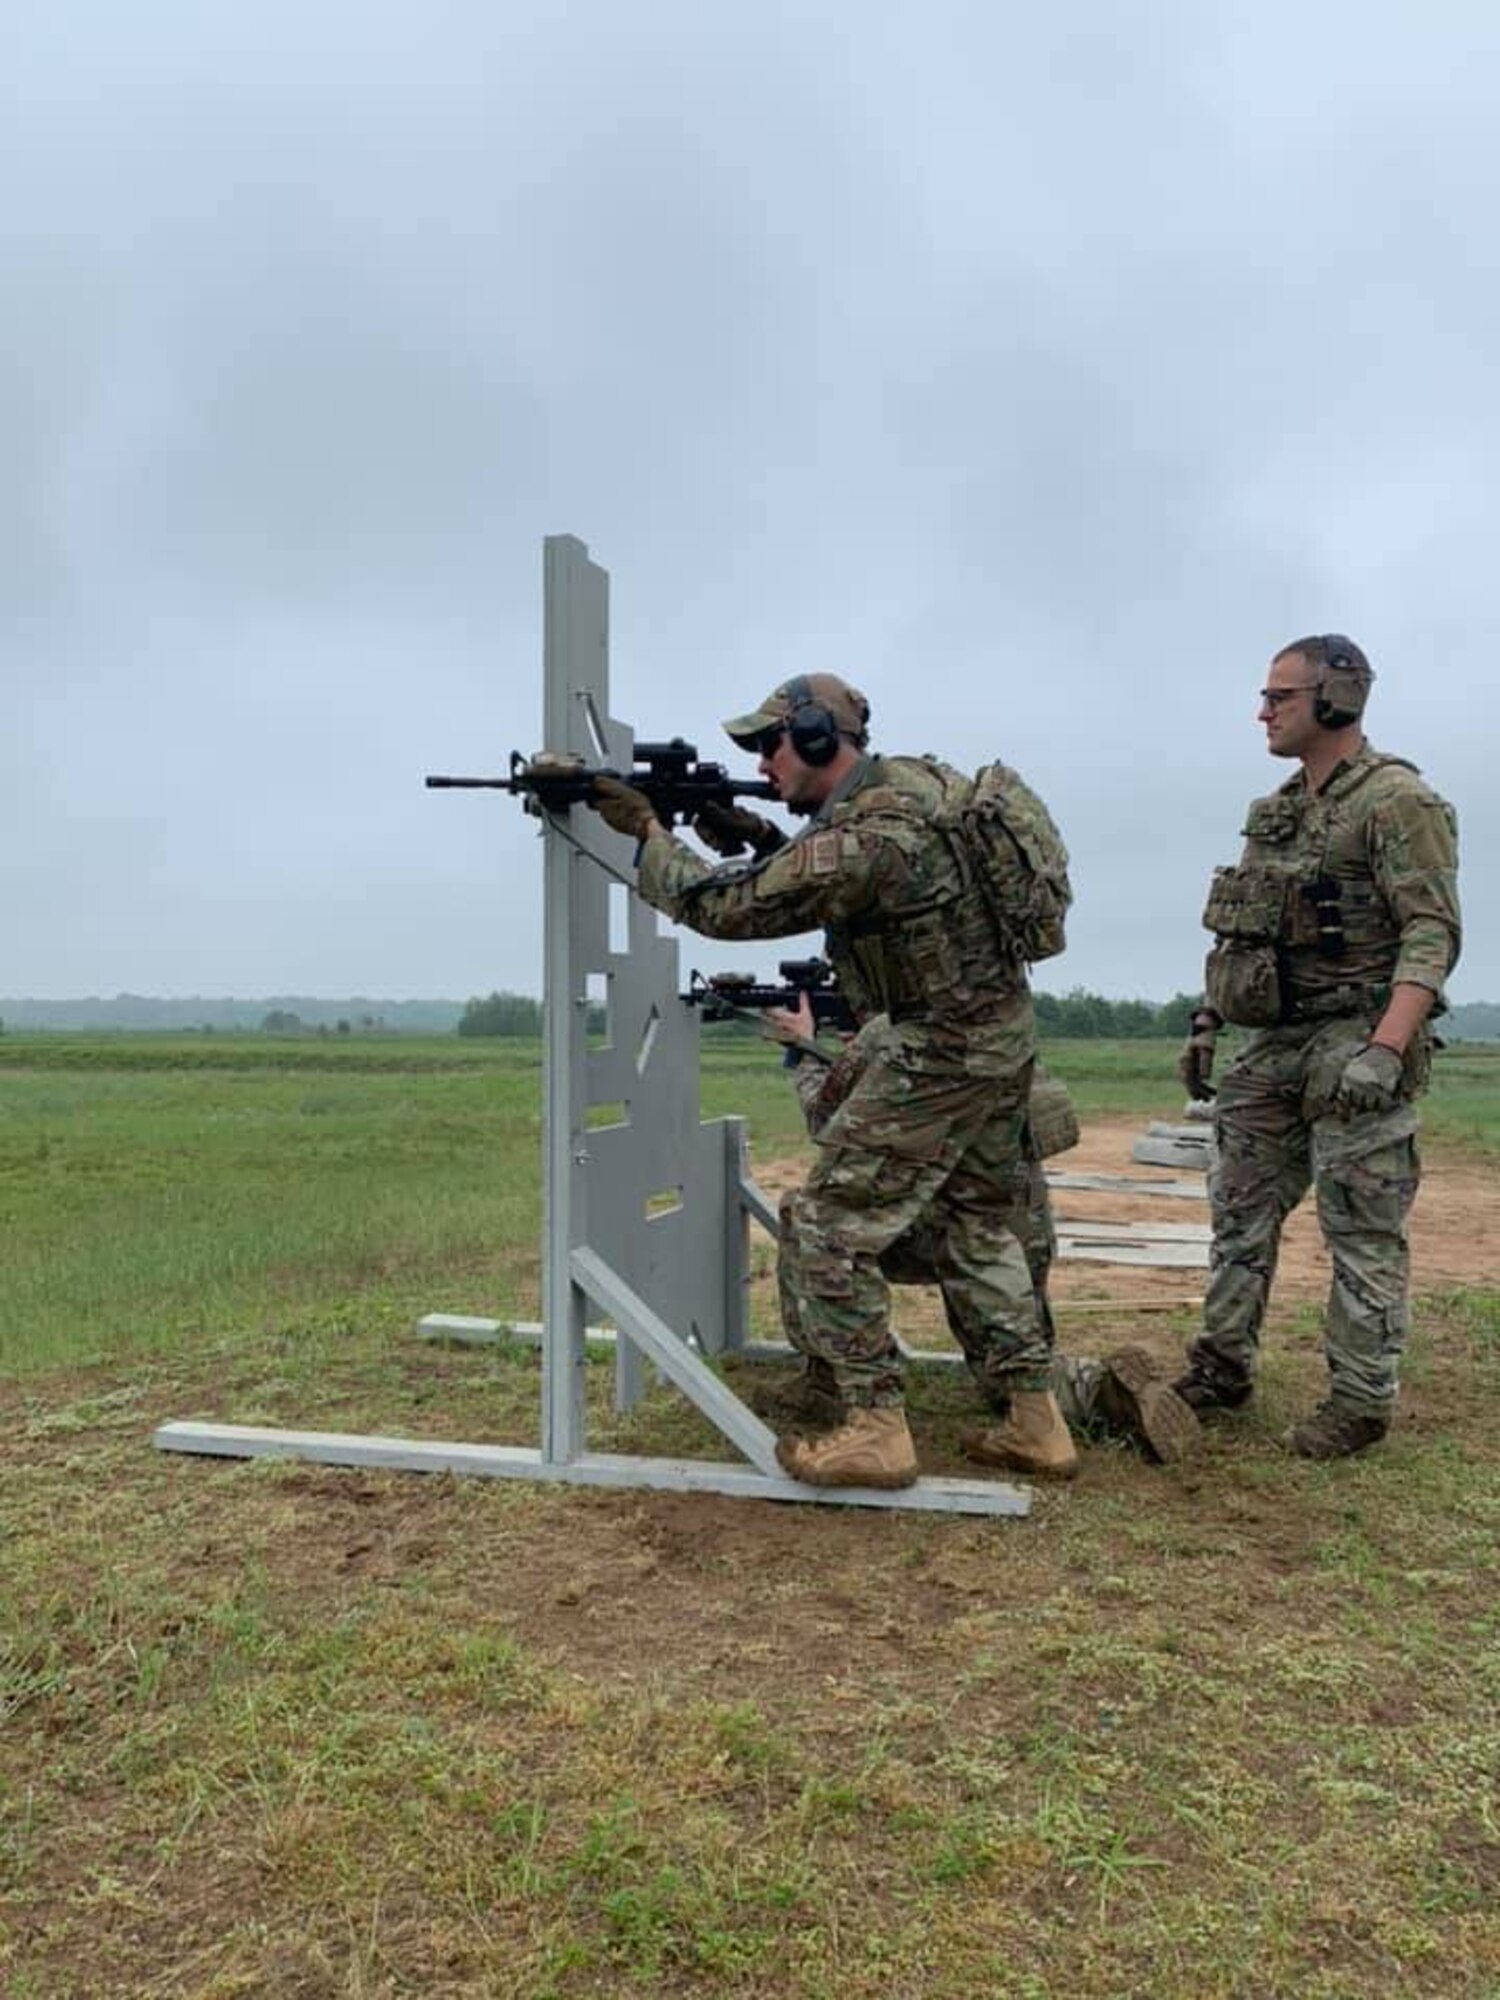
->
[752, 727, 787, 756]
[1259, 684, 1318, 709]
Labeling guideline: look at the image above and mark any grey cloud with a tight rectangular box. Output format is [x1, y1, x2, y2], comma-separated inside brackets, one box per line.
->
[3, 0, 1494, 999]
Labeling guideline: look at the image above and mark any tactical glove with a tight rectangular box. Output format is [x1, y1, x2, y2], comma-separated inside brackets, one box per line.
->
[590, 776, 659, 843]
[692, 800, 788, 859]
[1176, 1012, 1221, 1102]
[1334, 1042, 1404, 1117]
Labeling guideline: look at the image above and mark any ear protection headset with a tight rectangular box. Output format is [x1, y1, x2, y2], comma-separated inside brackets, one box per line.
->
[1313, 634, 1372, 729]
[781, 675, 844, 766]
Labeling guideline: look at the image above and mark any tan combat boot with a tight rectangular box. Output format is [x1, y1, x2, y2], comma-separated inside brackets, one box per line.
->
[963, 1391, 1079, 1480]
[775, 1407, 919, 1489]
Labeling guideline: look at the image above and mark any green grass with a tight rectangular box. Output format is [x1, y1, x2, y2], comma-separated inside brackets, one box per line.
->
[1421, 1040, 1500, 1153]
[3, 1034, 1496, 1377]
[0, 1036, 813, 1376]
[2, 1032, 1499, 1996]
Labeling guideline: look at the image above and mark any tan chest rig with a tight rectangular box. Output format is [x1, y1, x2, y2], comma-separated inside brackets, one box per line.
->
[1202, 776, 1402, 1027]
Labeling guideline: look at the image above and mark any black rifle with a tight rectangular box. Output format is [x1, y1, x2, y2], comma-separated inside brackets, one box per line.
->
[426, 737, 777, 836]
[686, 957, 857, 1035]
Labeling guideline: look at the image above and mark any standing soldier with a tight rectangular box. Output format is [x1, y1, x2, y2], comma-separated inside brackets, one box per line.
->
[588, 674, 1076, 1488]
[1175, 636, 1461, 1457]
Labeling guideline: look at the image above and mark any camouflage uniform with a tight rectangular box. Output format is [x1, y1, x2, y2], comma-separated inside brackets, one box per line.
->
[638, 753, 1052, 1408]
[1188, 744, 1461, 1415]
[790, 1031, 1123, 1435]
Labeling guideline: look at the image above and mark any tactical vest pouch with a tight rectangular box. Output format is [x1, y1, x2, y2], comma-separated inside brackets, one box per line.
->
[1201, 866, 1286, 1025]
[1243, 795, 1300, 844]
[950, 762, 1072, 964]
[1286, 876, 1344, 955]
[1204, 939, 1282, 1027]
[1028, 1068, 1080, 1159]
[1201, 864, 1286, 941]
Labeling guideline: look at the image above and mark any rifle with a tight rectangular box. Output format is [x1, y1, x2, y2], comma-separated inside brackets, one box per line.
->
[426, 737, 778, 836]
[686, 957, 857, 1037]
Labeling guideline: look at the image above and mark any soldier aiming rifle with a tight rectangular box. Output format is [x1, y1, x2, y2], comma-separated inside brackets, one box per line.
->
[585, 670, 1082, 1490]
[427, 738, 782, 853]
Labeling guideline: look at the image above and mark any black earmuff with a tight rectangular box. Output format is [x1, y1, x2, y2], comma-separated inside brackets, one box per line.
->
[1313, 634, 1368, 729]
[782, 674, 841, 766]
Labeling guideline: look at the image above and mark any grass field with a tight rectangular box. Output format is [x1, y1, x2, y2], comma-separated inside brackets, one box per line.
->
[3, 1034, 1499, 1997]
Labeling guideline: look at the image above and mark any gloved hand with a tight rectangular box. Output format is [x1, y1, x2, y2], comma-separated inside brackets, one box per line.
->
[590, 776, 659, 843]
[692, 800, 787, 859]
[1177, 1011, 1221, 1101]
[1334, 1042, 1404, 1117]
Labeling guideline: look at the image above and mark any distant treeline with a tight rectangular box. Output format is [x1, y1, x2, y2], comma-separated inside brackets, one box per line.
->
[452, 988, 1500, 1042]
[456, 992, 608, 1037]
[1032, 990, 1195, 1038]
[7, 991, 1498, 1041]
[1444, 1001, 1500, 1041]
[453, 990, 1210, 1041]
[456, 992, 544, 1037]
[0, 995, 464, 1034]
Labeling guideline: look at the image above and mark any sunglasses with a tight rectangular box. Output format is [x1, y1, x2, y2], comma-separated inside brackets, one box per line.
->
[1259, 684, 1318, 709]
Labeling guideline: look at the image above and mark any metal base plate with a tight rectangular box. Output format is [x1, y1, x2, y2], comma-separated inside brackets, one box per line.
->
[152, 1421, 1031, 1515]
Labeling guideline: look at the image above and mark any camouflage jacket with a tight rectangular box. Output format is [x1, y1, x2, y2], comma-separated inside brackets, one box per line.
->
[637, 753, 1035, 1071]
[1206, 742, 1460, 1012]
[791, 1016, 1077, 1158]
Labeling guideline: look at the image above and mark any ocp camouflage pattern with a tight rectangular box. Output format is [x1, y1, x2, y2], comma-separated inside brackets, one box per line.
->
[1189, 740, 1462, 1417]
[637, 752, 1055, 1406]
[1203, 742, 1459, 1010]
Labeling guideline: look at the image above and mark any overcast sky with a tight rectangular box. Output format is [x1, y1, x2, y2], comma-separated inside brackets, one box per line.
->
[5, 1, 1495, 1005]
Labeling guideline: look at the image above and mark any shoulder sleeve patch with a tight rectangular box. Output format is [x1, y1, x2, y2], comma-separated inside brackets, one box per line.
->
[809, 831, 842, 876]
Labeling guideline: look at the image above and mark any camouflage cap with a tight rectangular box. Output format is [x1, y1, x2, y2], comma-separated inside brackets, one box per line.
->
[723, 673, 871, 750]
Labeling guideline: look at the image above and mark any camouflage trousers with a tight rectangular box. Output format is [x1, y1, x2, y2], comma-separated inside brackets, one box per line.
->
[777, 1050, 1052, 1408]
[1188, 1014, 1424, 1415]
[783, 1141, 1122, 1430]
[1014, 1158, 1122, 1435]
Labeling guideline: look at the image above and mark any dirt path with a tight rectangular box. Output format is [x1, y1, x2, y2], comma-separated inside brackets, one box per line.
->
[745, 1112, 1496, 1339]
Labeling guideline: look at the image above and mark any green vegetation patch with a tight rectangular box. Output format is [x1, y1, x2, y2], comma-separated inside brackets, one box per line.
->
[2, 1033, 1499, 1994]
[3, 1293, 1499, 1997]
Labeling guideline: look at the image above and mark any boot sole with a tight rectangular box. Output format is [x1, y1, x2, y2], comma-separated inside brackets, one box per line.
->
[1135, 1387, 1201, 1466]
[1099, 1352, 1202, 1465]
[782, 1467, 921, 1490]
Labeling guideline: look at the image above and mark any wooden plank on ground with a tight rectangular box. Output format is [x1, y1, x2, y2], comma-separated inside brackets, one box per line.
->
[1055, 1218, 1211, 1244]
[1131, 1135, 1214, 1170]
[1056, 1240, 1209, 1268]
[1046, 1171, 1207, 1201]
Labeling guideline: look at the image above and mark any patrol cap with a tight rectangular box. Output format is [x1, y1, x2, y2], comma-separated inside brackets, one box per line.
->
[723, 673, 871, 750]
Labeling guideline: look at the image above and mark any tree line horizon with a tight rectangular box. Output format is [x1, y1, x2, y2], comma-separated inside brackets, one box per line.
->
[3, 991, 1498, 1040]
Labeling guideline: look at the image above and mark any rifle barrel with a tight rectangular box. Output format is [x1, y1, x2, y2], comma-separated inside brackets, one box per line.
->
[425, 772, 780, 799]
